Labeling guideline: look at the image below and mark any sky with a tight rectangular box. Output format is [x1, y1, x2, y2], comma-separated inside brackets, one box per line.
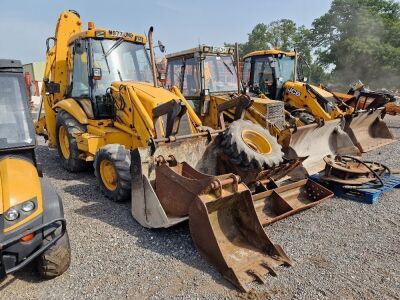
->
[0, 0, 332, 64]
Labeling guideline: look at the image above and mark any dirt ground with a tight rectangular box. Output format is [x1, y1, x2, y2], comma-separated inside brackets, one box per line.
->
[1, 116, 399, 300]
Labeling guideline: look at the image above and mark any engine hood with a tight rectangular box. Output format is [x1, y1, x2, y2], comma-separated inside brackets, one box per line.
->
[115, 81, 178, 103]
[0, 157, 43, 216]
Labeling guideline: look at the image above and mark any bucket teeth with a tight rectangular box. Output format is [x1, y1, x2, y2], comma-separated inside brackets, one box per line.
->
[261, 262, 278, 277]
[247, 269, 267, 284]
[274, 244, 292, 266]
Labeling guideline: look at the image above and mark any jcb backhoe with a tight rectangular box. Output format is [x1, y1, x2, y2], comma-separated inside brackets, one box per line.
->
[36, 10, 335, 291]
[165, 45, 359, 174]
[242, 50, 394, 152]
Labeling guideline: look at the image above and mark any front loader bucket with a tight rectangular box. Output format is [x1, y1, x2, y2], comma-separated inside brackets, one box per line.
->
[131, 135, 222, 228]
[253, 179, 333, 226]
[189, 180, 291, 292]
[287, 119, 360, 175]
[155, 162, 215, 217]
[344, 109, 394, 152]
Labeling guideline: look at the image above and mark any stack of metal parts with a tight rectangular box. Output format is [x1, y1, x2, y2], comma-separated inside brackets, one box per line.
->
[321, 155, 391, 188]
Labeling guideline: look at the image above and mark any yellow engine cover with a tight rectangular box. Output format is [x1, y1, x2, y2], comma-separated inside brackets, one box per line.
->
[0, 157, 43, 232]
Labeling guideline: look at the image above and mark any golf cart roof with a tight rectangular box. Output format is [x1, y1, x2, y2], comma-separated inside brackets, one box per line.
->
[0, 59, 23, 73]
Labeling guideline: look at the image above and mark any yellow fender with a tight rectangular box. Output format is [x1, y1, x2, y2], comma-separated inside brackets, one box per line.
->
[53, 98, 88, 124]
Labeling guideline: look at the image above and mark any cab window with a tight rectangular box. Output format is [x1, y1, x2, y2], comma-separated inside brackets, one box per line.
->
[70, 41, 90, 98]
[181, 57, 199, 97]
[242, 58, 251, 86]
[166, 58, 184, 89]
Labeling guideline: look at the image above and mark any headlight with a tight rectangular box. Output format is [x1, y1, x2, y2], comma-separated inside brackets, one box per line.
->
[21, 201, 35, 212]
[5, 208, 19, 221]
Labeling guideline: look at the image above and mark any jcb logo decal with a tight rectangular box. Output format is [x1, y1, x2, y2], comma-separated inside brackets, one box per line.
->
[287, 87, 301, 97]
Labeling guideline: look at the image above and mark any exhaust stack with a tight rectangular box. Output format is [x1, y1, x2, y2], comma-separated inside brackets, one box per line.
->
[235, 42, 241, 94]
[148, 26, 158, 88]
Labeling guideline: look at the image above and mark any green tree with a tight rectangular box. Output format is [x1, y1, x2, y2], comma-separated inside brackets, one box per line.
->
[311, 0, 400, 89]
[227, 20, 312, 60]
[226, 19, 328, 85]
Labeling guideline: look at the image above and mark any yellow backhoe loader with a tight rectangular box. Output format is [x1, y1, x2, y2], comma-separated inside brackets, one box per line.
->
[242, 50, 394, 153]
[165, 45, 360, 174]
[35, 10, 337, 291]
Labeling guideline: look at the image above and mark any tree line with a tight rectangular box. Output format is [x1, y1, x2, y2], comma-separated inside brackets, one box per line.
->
[226, 0, 400, 90]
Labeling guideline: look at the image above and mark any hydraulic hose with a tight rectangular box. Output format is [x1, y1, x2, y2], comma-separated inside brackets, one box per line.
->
[338, 155, 391, 189]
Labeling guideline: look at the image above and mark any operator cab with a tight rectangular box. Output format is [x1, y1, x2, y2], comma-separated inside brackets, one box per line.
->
[242, 50, 296, 100]
[66, 27, 152, 120]
[0, 60, 36, 162]
[166, 45, 239, 116]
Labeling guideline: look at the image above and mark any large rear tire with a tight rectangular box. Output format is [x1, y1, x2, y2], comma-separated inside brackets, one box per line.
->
[55, 110, 89, 172]
[37, 231, 71, 279]
[221, 120, 283, 169]
[94, 144, 131, 202]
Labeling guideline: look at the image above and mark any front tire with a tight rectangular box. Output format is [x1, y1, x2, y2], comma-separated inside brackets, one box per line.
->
[55, 110, 88, 172]
[221, 120, 283, 169]
[37, 231, 71, 279]
[94, 144, 131, 202]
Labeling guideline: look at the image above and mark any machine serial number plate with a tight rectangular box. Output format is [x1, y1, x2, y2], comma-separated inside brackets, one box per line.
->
[108, 30, 134, 38]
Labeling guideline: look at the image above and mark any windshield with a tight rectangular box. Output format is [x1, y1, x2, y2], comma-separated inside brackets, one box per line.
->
[204, 55, 238, 93]
[91, 40, 154, 96]
[251, 56, 274, 92]
[276, 56, 295, 83]
[0, 74, 35, 150]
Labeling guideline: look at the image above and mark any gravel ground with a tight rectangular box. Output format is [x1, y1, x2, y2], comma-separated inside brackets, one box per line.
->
[1, 116, 399, 300]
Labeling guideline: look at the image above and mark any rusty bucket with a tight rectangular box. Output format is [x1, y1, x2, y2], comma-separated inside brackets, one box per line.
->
[252, 179, 333, 226]
[189, 179, 291, 292]
[288, 119, 360, 175]
[344, 109, 394, 152]
[155, 161, 216, 217]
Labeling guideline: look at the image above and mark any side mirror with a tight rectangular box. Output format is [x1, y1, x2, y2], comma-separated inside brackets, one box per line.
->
[92, 68, 102, 80]
[44, 81, 60, 94]
[74, 39, 85, 55]
[158, 40, 166, 53]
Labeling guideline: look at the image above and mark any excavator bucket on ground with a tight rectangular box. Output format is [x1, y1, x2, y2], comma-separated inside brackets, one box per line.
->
[344, 109, 394, 153]
[130, 133, 222, 228]
[130, 134, 294, 291]
[189, 178, 292, 292]
[252, 179, 333, 226]
[287, 119, 361, 175]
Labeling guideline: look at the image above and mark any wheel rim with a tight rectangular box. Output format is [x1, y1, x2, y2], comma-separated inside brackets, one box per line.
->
[100, 159, 118, 191]
[59, 126, 70, 159]
[241, 130, 272, 154]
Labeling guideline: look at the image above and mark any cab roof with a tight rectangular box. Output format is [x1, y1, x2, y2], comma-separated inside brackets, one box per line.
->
[0, 59, 23, 73]
[243, 49, 295, 59]
[68, 26, 147, 45]
[166, 45, 234, 59]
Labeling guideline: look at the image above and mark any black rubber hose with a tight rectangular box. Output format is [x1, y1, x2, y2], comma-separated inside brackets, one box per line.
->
[339, 155, 391, 189]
